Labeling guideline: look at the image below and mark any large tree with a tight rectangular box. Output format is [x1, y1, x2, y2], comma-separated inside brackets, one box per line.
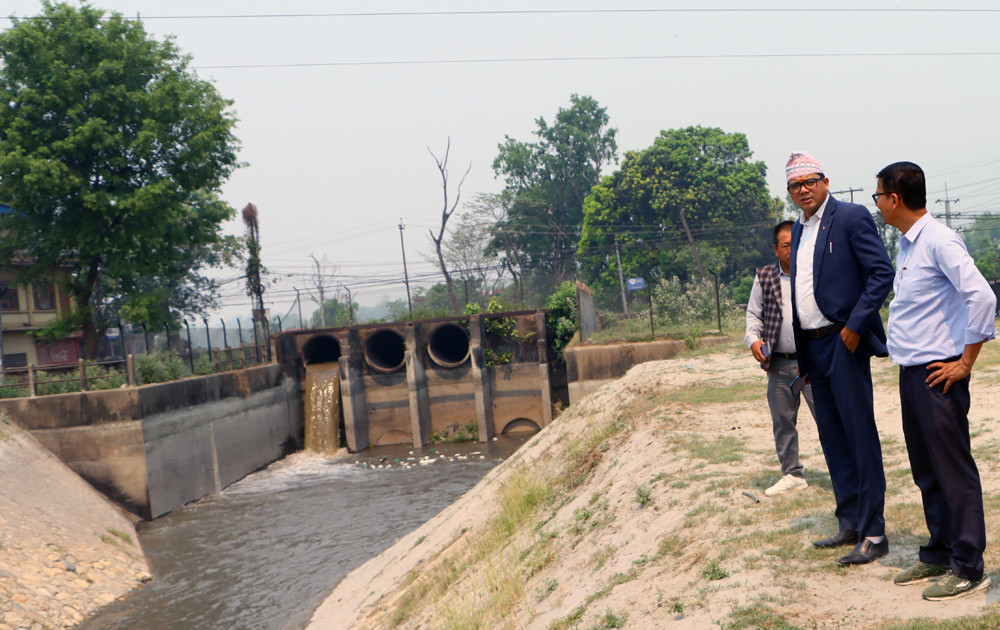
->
[491, 94, 618, 284]
[0, 2, 240, 357]
[578, 126, 781, 304]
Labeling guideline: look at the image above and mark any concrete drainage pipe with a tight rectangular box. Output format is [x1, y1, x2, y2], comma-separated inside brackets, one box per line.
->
[364, 329, 406, 373]
[427, 323, 470, 368]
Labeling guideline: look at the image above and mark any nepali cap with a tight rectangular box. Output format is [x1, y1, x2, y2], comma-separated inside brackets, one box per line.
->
[785, 151, 824, 183]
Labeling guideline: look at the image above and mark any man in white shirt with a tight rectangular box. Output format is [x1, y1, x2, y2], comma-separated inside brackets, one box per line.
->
[877, 161, 995, 601]
[745, 221, 816, 497]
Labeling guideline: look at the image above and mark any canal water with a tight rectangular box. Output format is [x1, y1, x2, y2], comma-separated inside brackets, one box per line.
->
[78, 436, 530, 630]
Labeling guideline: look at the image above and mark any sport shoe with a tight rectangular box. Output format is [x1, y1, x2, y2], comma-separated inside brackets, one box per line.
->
[764, 475, 808, 497]
[894, 561, 949, 585]
[922, 571, 992, 601]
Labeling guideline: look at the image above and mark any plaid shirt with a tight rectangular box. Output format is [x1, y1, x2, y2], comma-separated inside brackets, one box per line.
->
[755, 262, 783, 371]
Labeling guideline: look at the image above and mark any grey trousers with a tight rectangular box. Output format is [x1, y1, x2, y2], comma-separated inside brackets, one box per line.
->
[767, 356, 816, 478]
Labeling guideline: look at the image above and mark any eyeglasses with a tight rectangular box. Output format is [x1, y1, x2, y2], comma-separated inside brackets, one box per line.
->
[871, 191, 893, 203]
[787, 177, 824, 194]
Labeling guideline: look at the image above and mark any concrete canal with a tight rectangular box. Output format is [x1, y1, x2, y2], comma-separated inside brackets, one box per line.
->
[76, 435, 530, 630]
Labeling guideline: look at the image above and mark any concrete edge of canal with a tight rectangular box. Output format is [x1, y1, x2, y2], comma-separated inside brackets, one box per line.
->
[0, 418, 151, 630]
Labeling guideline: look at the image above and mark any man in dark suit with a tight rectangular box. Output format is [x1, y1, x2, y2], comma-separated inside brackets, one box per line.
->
[786, 151, 895, 566]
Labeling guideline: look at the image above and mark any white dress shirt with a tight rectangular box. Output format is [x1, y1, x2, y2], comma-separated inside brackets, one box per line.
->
[745, 266, 796, 353]
[794, 194, 835, 330]
[887, 213, 997, 367]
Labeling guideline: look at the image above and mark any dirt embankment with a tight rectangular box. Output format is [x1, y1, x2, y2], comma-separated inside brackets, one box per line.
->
[308, 338, 1000, 629]
[0, 417, 150, 630]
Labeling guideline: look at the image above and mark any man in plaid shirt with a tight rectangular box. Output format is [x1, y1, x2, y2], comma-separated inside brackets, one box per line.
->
[746, 220, 816, 497]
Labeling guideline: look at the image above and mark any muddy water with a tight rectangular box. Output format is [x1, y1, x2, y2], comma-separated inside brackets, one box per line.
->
[303, 362, 340, 454]
[78, 436, 530, 630]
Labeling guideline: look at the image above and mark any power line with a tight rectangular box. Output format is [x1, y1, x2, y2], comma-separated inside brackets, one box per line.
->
[190, 51, 1000, 71]
[9, 51, 1000, 74]
[6, 8, 1000, 21]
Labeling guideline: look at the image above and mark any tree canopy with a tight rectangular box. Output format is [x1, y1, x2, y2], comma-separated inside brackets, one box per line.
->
[0, 1, 241, 357]
[578, 125, 781, 305]
[962, 214, 1000, 281]
[491, 94, 618, 285]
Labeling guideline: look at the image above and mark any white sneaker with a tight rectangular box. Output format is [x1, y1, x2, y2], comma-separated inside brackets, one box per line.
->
[764, 475, 808, 497]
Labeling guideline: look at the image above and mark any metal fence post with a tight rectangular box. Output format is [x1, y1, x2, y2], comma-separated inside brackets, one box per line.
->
[184, 320, 194, 373]
[127, 354, 135, 387]
[78, 358, 86, 392]
[252, 320, 260, 365]
[203, 317, 211, 359]
[28, 364, 36, 397]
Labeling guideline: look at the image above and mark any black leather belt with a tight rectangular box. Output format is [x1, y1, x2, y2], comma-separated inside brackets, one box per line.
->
[804, 322, 845, 339]
[772, 351, 797, 360]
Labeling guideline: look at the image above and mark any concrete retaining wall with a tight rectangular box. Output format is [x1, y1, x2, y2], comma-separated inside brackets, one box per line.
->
[564, 336, 731, 404]
[3, 364, 302, 519]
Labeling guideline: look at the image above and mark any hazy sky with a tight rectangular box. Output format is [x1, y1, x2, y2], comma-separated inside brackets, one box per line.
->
[4, 1, 1000, 323]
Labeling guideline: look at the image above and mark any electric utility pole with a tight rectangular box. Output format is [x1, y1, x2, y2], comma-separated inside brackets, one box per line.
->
[399, 220, 413, 317]
[936, 183, 959, 228]
[615, 243, 628, 315]
[832, 187, 863, 203]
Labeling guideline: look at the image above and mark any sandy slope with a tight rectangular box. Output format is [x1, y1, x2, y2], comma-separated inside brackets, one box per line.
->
[307, 339, 1000, 629]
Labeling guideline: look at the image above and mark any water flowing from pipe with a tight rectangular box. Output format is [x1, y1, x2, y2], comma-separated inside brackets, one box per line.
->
[304, 362, 340, 454]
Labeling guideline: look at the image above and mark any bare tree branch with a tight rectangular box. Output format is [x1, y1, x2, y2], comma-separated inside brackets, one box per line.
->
[427, 137, 471, 313]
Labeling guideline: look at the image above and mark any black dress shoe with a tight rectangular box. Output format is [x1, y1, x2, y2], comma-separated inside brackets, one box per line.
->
[837, 538, 889, 566]
[813, 530, 859, 548]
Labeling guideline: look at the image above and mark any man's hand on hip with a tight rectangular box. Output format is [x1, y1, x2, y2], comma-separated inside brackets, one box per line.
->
[927, 358, 972, 394]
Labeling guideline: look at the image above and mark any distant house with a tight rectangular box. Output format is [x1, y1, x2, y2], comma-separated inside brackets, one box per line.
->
[0, 261, 78, 368]
[0, 204, 81, 367]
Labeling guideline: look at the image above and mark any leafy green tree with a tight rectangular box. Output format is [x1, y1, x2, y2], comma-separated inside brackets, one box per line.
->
[578, 126, 781, 305]
[963, 214, 1000, 281]
[0, 2, 240, 357]
[491, 94, 618, 281]
[309, 296, 356, 328]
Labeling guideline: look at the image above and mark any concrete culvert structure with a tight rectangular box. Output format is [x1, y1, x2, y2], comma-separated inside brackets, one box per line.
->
[364, 329, 406, 373]
[427, 323, 470, 368]
[302, 335, 341, 365]
[502, 418, 541, 434]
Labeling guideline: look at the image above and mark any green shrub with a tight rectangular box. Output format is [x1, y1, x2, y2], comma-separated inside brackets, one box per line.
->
[36, 369, 80, 395]
[193, 351, 217, 375]
[545, 281, 578, 361]
[84, 364, 127, 390]
[134, 351, 186, 385]
[652, 276, 732, 327]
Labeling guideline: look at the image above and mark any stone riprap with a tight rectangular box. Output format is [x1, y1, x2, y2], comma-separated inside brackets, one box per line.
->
[0, 416, 151, 630]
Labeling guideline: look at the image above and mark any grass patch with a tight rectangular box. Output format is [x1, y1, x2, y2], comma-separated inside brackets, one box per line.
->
[590, 544, 616, 570]
[669, 381, 764, 405]
[634, 484, 652, 507]
[701, 560, 729, 581]
[874, 613, 1000, 629]
[672, 434, 745, 464]
[657, 534, 686, 559]
[535, 578, 558, 602]
[722, 602, 804, 629]
[550, 605, 586, 630]
[104, 528, 133, 545]
[589, 609, 627, 629]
